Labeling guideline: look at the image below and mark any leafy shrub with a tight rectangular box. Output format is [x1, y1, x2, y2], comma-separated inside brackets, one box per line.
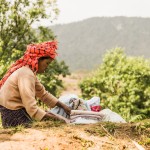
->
[80, 48, 150, 121]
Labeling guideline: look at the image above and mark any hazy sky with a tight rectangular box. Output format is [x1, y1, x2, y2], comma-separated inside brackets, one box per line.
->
[33, 0, 150, 27]
[54, 0, 150, 24]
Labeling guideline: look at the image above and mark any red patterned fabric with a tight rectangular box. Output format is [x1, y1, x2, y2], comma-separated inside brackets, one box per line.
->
[0, 41, 57, 88]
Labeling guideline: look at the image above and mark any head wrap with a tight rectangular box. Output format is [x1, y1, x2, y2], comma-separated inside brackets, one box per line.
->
[0, 41, 57, 88]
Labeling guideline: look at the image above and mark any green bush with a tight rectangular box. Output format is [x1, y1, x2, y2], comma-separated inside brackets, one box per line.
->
[80, 48, 150, 121]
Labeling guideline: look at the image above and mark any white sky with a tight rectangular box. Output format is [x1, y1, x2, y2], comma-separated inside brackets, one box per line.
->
[54, 0, 150, 24]
[33, 0, 150, 27]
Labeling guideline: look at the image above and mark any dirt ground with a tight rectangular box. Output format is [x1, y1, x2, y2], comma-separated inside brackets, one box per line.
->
[0, 73, 149, 150]
[0, 121, 149, 150]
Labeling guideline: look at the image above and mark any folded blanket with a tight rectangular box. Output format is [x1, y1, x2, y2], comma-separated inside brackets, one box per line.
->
[70, 109, 126, 124]
[70, 110, 104, 124]
[70, 117, 100, 124]
[71, 110, 103, 116]
[70, 114, 103, 120]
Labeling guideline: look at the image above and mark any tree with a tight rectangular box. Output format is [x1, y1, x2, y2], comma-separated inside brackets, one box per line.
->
[0, 0, 70, 96]
[0, 0, 59, 58]
[80, 48, 150, 121]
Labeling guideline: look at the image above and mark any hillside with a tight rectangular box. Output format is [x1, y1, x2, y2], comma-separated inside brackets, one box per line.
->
[50, 17, 150, 71]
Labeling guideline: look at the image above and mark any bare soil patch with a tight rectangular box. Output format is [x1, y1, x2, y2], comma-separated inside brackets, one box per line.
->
[0, 121, 149, 150]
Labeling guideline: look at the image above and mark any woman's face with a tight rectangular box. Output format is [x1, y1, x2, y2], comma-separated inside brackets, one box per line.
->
[37, 57, 53, 73]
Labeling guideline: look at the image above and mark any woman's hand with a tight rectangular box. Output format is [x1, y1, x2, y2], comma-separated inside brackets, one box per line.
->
[42, 112, 70, 123]
[63, 105, 71, 115]
[56, 101, 71, 115]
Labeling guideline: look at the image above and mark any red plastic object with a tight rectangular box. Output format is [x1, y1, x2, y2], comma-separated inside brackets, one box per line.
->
[91, 105, 101, 112]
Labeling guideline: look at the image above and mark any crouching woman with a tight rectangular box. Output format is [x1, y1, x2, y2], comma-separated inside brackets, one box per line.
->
[0, 41, 71, 128]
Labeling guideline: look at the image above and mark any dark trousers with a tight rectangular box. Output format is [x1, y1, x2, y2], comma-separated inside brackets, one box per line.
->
[0, 105, 32, 128]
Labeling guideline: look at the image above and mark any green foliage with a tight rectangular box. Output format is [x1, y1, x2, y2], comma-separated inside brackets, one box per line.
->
[0, 0, 59, 59]
[0, 0, 70, 98]
[80, 48, 150, 121]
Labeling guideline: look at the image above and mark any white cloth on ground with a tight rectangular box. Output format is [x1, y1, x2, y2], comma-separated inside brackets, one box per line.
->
[85, 96, 100, 111]
[99, 109, 127, 123]
[49, 94, 87, 118]
[49, 94, 127, 124]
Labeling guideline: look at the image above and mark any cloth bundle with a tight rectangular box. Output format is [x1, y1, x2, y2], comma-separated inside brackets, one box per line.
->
[50, 94, 127, 124]
[50, 94, 87, 118]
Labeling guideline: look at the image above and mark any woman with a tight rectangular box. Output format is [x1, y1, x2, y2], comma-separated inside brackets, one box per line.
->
[0, 41, 71, 128]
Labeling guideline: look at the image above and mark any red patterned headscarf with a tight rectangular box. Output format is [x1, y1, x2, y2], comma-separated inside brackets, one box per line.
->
[0, 41, 57, 88]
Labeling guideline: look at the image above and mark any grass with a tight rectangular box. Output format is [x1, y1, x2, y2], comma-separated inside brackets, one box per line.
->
[32, 120, 65, 128]
[72, 135, 94, 149]
[85, 120, 150, 147]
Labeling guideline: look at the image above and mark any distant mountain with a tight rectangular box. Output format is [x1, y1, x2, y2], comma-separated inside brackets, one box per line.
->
[50, 17, 150, 71]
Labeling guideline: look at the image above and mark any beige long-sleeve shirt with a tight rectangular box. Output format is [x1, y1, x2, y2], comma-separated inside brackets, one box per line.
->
[0, 66, 58, 121]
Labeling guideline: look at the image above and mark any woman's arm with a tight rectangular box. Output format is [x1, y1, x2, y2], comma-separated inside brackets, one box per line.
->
[18, 72, 46, 121]
[35, 78, 58, 108]
[35, 78, 71, 115]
